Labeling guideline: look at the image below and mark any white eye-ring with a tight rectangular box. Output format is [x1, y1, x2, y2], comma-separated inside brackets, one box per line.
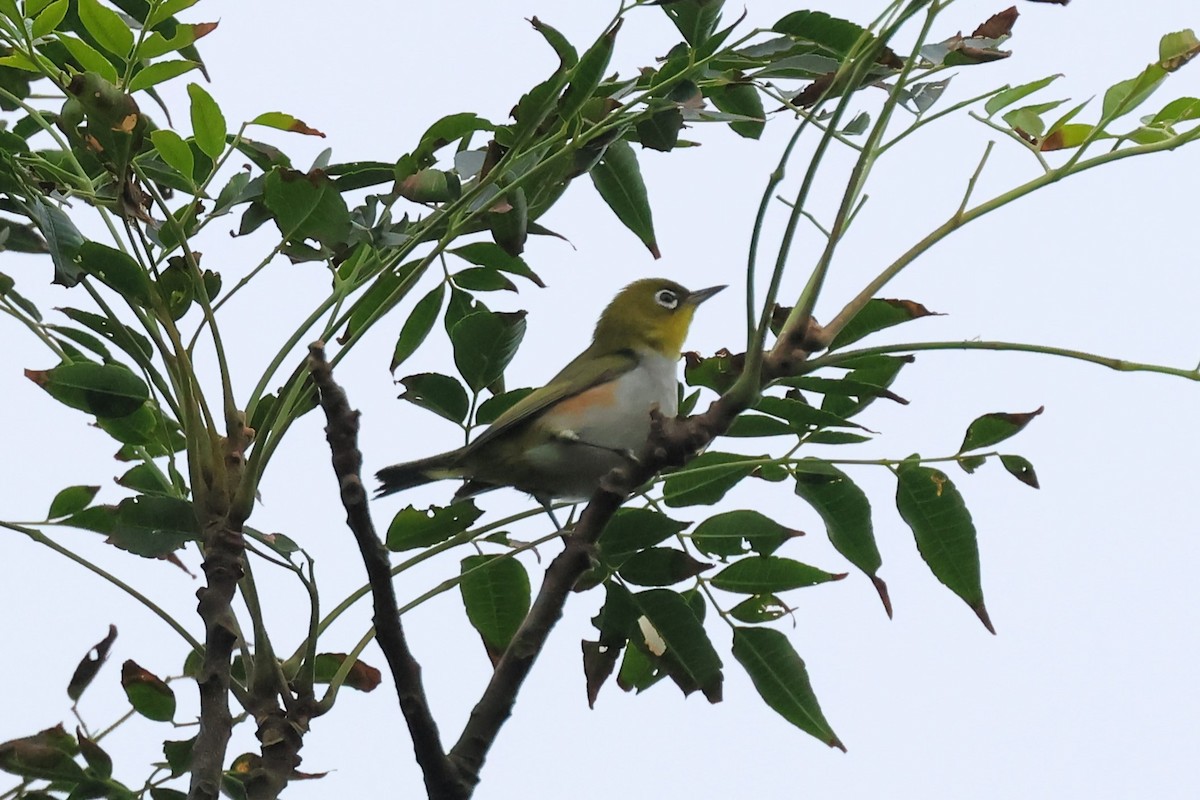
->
[655, 289, 679, 309]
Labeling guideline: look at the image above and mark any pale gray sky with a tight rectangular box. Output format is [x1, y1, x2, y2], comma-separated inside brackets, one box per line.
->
[3, 2, 1198, 798]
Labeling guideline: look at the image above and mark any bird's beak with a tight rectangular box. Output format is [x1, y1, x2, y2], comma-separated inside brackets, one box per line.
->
[686, 285, 726, 305]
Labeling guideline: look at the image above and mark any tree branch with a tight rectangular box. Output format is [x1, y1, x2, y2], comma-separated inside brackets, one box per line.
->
[447, 316, 828, 785]
[307, 341, 469, 800]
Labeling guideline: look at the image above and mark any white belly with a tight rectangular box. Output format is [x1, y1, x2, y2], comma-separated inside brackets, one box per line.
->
[522, 350, 679, 499]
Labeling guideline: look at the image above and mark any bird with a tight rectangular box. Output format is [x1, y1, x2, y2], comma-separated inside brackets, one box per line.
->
[376, 278, 724, 508]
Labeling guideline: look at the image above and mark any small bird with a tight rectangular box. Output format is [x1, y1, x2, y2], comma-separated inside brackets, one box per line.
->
[376, 278, 724, 506]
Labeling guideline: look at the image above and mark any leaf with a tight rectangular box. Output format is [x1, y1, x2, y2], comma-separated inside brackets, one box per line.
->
[1102, 64, 1168, 122]
[27, 199, 85, 286]
[710, 556, 844, 594]
[76, 729, 112, 779]
[397, 372, 469, 423]
[475, 387, 535, 425]
[732, 627, 844, 749]
[821, 354, 910, 420]
[895, 459, 992, 633]
[66, 624, 117, 702]
[26, 362, 149, 418]
[618, 547, 711, 587]
[460, 554, 531, 662]
[512, 18, 576, 140]
[827, 298, 938, 350]
[161, 737, 194, 778]
[662, 0, 725, 46]
[630, 589, 722, 702]
[58, 35, 119, 83]
[559, 19, 621, 122]
[793, 460, 889, 615]
[249, 111, 325, 137]
[78, 241, 151, 304]
[450, 241, 545, 287]
[312, 653, 382, 692]
[1159, 29, 1200, 72]
[582, 639, 621, 708]
[728, 594, 790, 623]
[390, 284, 444, 373]
[78, 0, 135, 57]
[48, 485, 101, 519]
[690, 509, 800, 558]
[756, 395, 863, 431]
[985, 74, 1062, 116]
[662, 452, 759, 507]
[0, 725, 86, 782]
[1000, 454, 1039, 489]
[128, 59, 199, 92]
[597, 507, 691, 563]
[449, 310, 527, 393]
[109, 494, 198, 557]
[149, 128, 195, 181]
[120, 660, 175, 721]
[453, 267, 516, 293]
[385, 500, 482, 551]
[31, 0, 68, 38]
[706, 82, 765, 139]
[186, 82, 226, 159]
[589, 139, 659, 258]
[262, 167, 352, 248]
[636, 105, 683, 151]
[958, 406, 1044, 453]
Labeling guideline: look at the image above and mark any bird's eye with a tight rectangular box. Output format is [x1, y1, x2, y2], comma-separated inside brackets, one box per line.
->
[655, 289, 679, 309]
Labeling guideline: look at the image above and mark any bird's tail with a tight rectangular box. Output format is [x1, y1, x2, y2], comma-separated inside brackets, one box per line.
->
[375, 449, 467, 498]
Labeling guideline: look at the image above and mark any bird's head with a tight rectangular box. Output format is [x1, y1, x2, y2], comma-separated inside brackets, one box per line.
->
[592, 278, 725, 357]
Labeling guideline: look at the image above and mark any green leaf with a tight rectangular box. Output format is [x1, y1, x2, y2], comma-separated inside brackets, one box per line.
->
[985, 74, 1062, 116]
[76, 731, 112, 779]
[312, 653, 382, 692]
[828, 298, 938, 350]
[756, 395, 862, 431]
[138, 21, 212, 59]
[732, 627, 843, 749]
[0, 725, 86, 782]
[128, 59, 199, 92]
[710, 556, 843, 594]
[147, 0, 199, 27]
[263, 167, 352, 248]
[149, 129, 195, 181]
[186, 82, 226, 159]
[58, 36, 119, 83]
[120, 660, 175, 721]
[589, 139, 659, 258]
[728, 594, 789, 623]
[1000, 454, 1039, 489]
[453, 267, 516, 293]
[512, 18, 576, 141]
[475, 387, 535, 425]
[78, 0, 135, 57]
[630, 589, 722, 702]
[249, 111, 324, 136]
[386, 500, 482, 551]
[451, 241, 545, 288]
[109, 494, 197, 557]
[48, 485, 101, 519]
[161, 737, 194, 779]
[691, 509, 799, 558]
[662, 452, 759, 507]
[27, 361, 149, 418]
[663, 0, 725, 46]
[958, 406, 1043, 453]
[636, 105, 683, 151]
[31, 0, 68, 38]
[821, 354, 910, 420]
[460, 554, 531, 659]
[66, 624, 117, 702]
[397, 372, 469, 424]
[27, 199, 85, 286]
[618, 547, 711, 587]
[793, 459, 889, 615]
[597, 507, 691, 563]
[706, 82, 765, 139]
[559, 19, 621, 122]
[390, 284, 444, 374]
[724, 413, 794, 437]
[116, 463, 173, 495]
[449, 310, 527, 393]
[78, 241, 151, 304]
[895, 459, 992, 633]
[1102, 64, 1168, 121]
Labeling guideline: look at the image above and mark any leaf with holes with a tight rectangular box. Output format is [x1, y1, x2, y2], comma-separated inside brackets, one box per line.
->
[386, 501, 483, 551]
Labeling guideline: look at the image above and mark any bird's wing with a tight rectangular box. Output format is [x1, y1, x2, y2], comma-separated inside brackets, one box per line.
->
[463, 347, 639, 454]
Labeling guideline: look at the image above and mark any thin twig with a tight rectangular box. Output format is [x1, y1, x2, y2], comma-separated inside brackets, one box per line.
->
[306, 341, 468, 800]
